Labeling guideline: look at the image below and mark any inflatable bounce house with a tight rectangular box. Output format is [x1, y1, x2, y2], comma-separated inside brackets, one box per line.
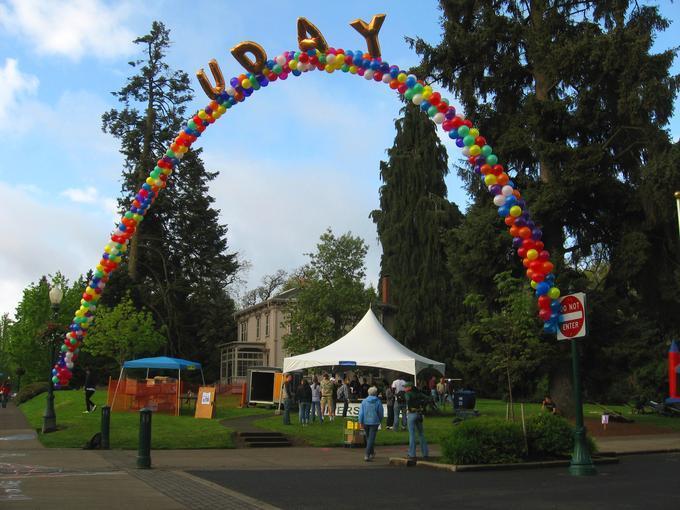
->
[668, 340, 680, 405]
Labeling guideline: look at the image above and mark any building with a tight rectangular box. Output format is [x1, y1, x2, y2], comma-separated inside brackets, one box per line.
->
[219, 288, 298, 385]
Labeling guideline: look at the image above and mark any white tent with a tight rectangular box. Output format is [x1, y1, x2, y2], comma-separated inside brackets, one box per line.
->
[282, 308, 445, 376]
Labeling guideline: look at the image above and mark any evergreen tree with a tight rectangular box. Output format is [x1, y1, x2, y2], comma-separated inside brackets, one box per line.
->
[101, 22, 239, 379]
[411, 1, 679, 399]
[371, 104, 462, 360]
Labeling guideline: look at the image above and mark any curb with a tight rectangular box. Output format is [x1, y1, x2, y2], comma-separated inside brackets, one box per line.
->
[599, 448, 680, 457]
[389, 456, 619, 472]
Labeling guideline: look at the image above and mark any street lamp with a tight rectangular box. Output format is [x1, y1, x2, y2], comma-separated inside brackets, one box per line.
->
[675, 192, 680, 239]
[42, 285, 63, 433]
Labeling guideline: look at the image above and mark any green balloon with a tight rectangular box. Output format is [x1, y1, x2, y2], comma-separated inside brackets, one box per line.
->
[458, 125, 470, 137]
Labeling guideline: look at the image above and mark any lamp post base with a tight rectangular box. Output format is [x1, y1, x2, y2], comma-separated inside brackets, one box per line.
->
[42, 418, 57, 434]
[569, 426, 596, 476]
[42, 384, 57, 434]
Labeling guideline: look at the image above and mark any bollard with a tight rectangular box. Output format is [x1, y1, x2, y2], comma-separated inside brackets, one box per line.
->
[137, 408, 152, 469]
[100, 406, 111, 450]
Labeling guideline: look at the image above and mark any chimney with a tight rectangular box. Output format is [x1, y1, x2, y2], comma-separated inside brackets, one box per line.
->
[381, 275, 390, 305]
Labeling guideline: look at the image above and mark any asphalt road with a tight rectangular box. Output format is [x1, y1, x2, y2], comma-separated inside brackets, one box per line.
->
[191, 453, 680, 510]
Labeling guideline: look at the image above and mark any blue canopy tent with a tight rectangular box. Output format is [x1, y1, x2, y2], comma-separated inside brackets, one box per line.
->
[111, 356, 205, 415]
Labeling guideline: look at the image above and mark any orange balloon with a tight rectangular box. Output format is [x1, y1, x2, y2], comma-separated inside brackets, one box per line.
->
[504, 216, 515, 226]
[496, 173, 509, 185]
[519, 227, 532, 239]
[509, 225, 520, 237]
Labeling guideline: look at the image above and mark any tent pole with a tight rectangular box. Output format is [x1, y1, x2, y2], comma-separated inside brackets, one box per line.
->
[201, 368, 205, 386]
[177, 369, 181, 417]
[146, 368, 149, 379]
[111, 366, 124, 411]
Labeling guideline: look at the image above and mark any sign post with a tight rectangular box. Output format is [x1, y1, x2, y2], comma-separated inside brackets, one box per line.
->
[558, 292, 596, 476]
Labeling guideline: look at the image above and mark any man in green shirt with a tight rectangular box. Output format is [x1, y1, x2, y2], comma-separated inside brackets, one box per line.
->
[404, 381, 429, 460]
[320, 373, 335, 421]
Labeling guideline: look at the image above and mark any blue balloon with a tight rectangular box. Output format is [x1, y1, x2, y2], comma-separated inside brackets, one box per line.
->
[536, 282, 550, 296]
[543, 322, 557, 334]
[505, 195, 517, 206]
[551, 300, 561, 313]
[498, 205, 510, 217]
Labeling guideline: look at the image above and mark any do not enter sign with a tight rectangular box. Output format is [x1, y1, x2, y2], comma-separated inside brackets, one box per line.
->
[557, 292, 587, 340]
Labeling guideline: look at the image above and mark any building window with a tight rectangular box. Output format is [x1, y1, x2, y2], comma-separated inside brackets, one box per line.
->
[240, 320, 248, 342]
[265, 312, 270, 337]
[256, 315, 261, 339]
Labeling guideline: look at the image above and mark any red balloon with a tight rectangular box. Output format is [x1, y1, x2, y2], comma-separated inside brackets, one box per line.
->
[538, 308, 552, 321]
[522, 239, 536, 249]
[542, 261, 554, 274]
[518, 247, 528, 258]
[538, 295, 552, 309]
[538, 250, 550, 261]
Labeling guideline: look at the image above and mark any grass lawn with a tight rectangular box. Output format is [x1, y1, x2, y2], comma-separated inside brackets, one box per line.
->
[19, 389, 268, 449]
[252, 399, 680, 447]
[21, 391, 680, 449]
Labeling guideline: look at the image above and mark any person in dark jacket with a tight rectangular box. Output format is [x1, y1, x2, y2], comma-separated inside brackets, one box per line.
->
[296, 379, 312, 425]
[337, 379, 350, 417]
[84, 368, 96, 413]
[384, 380, 395, 430]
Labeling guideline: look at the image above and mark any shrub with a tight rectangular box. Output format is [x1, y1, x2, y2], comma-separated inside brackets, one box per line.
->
[526, 413, 598, 458]
[15, 381, 49, 405]
[441, 418, 525, 465]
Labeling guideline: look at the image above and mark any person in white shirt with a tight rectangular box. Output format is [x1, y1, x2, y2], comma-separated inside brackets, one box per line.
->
[391, 376, 407, 430]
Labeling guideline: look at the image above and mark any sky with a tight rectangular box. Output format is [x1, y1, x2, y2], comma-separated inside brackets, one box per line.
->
[0, 0, 678, 319]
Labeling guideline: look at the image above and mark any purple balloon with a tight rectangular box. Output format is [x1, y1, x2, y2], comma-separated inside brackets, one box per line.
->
[489, 184, 502, 195]
[514, 218, 527, 227]
[532, 228, 543, 240]
[512, 237, 523, 248]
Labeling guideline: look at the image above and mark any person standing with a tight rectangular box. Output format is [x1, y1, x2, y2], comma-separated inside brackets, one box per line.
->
[320, 373, 335, 422]
[391, 375, 406, 431]
[282, 373, 294, 425]
[84, 368, 96, 413]
[436, 377, 447, 409]
[404, 381, 429, 461]
[310, 376, 323, 423]
[384, 381, 395, 429]
[337, 379, 350, 417]
[1, 379, 11, 408]
[296, 379, 312, 426]
[358, 386, 384, 462]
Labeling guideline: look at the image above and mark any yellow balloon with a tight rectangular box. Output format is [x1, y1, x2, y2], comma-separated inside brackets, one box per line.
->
[469, 145, 481, 156]
[510, 206, 522, 217]
[469, 128, 480, 137]
[527, 249, 538, 260]
[548, 287, 561, 299]
[484, 174, 497, 186]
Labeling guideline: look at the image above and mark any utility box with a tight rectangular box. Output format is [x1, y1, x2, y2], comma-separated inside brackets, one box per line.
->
[247, 367, 282, 406]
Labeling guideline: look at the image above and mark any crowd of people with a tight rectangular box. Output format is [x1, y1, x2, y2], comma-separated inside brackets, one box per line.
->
[281, 372, 444, 462]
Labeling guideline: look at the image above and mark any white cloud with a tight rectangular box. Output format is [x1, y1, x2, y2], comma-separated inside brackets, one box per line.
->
[0, 181, 111, 319]
[0, 58, 39, 123]
[61, 186, 98, 204]
[0, 0, 135, 60]
[205, 153, 382, 293]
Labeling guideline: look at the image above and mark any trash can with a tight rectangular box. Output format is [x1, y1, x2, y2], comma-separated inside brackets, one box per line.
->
[453, 390, 476, 410]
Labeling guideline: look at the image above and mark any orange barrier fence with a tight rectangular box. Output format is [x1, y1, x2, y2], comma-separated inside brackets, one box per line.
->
[107, 377, 200, 415]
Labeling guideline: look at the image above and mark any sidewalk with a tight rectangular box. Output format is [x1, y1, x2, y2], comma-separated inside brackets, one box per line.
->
[2, 401, 679, 509]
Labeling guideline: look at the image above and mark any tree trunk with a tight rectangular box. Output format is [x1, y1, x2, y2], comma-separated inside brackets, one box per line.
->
[506, 365, 515, 421]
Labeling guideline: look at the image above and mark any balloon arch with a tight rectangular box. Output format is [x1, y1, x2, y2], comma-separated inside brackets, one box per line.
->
[52, 15, 561, 387]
